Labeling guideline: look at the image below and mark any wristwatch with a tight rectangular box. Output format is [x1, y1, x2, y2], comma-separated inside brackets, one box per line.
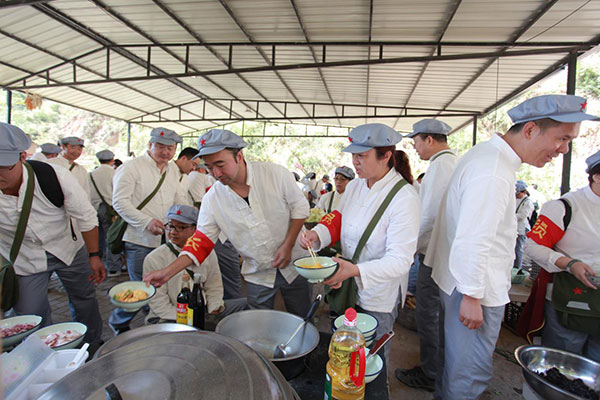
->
[88, 251, 101, 258]
[565, 259, 580, 273]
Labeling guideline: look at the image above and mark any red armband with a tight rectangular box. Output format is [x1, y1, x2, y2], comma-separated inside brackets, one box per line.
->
[318, 210, 342, 244]
[205, 185, 212, 193]
[182, 230, 215, 264]
[526, 214, 565, 248]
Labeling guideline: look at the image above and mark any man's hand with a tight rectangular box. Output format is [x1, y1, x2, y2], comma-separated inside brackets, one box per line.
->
[88, 256, 106, 284]
[324, 257, 359, 289]
[459, 294, 483, 330]
[146, 219, 165, 236]
[143, 268, 172, 288]
[273, 243, 293, 269]
[299, 230, 320, 250]
[571, 262, 598, 290]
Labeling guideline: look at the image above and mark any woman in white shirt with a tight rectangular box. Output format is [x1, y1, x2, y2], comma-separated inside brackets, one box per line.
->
[301, 123, 420, 362]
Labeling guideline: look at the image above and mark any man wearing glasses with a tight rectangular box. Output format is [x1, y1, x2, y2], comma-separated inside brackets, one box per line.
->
[143, 205, 246, 324]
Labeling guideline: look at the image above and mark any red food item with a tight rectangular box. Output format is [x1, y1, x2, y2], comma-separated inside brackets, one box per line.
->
[41, 330, 82, 348]
[1, 323, 37, 338]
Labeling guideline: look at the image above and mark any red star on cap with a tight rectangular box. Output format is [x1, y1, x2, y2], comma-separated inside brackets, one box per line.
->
[573, 286, 583, 295]
[176, 210, 182, 215]
[348, 137, 353, 142]
[160, 131, 164, 136]
[580, 101, 587, 112]
[77, 139, 81, 142]
[200, 139, 206, 146]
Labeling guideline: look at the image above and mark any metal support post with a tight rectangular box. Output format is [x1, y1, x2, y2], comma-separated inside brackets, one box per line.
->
[561, 52, 577, 195]
[472, 116, 477, 146]
[6, 90, 12, 124]
[127, 122, 131, 157]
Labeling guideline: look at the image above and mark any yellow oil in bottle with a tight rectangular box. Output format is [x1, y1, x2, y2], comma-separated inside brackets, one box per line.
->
[325, 309, 366, 400]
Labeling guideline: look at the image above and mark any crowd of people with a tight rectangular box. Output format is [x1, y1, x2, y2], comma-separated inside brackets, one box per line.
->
[0, 93, 599, 399]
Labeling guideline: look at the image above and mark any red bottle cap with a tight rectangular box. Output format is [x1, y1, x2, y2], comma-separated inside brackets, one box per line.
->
[344, 307, 358, 327]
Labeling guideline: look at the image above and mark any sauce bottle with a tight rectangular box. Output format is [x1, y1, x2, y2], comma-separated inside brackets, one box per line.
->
[187, 273, 205, 329]
[176, 287, 191, 325]
[325, 308, 366, 400]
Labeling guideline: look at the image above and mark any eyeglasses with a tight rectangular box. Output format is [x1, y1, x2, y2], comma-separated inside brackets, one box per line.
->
[165, 222, 195, 232]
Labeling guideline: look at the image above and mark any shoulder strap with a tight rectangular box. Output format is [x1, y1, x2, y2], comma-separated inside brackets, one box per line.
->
[430, 149, 455, 162]
[166, 242, 180, 257]
[351, 179, 408, 263]
[137, 172, 167, 210]
[90, 173, 112, 210]
[26, 160, 64, 208]
[516, 197, 527, 213]
[558, 198, 572, 230]
[69, 163, 76, 172]
[10, 163, 35, 263]
[327, 191, 335, 213]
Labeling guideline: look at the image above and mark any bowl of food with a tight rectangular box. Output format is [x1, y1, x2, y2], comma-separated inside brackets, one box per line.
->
[515, 345, 600, 399]
[294, 256, 338, 283]
[511, 268, 530, 284]
[1, 315, 43, 348]
[34, 322, 87, 350]
[333, 312, 379, 338]
[108, 281, 156, 311]
[365, 349, 384, 384]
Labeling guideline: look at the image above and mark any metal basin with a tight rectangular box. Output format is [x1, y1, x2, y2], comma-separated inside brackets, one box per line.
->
[216, 309, 320, 379]
[515, 345, 600, 399]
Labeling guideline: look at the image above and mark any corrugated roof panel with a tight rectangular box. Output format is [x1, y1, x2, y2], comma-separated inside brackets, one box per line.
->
[292, 0, 370, 41]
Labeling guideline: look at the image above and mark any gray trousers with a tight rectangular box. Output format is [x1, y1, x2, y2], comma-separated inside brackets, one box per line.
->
[97, 203, 122, 273]
[357, 293, 400, 364]
[246, 270, 311, 318]
[109, 242, 154, 329]
[415, 255, 440, 379]
[214, 239, 242, 299]
[435, 289, 505, 400]
[513, 234, 527, 270]
[543, 300, 600, 363]
[15, 246, 103, 345]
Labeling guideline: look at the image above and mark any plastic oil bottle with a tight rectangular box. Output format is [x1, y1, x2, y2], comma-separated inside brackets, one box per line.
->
[325, 308, 366, 400]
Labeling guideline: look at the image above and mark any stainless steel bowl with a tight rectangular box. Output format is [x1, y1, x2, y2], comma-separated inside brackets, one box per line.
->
[515, 345, 600, 400]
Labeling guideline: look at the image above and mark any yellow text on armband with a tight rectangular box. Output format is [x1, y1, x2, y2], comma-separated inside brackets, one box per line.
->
[530, 221, 548, 239]
[184, 236, 202, 252]
[322, 213, 336, 225]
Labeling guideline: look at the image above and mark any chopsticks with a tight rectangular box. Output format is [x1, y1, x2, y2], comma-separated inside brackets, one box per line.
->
[303, 232, 319, 265]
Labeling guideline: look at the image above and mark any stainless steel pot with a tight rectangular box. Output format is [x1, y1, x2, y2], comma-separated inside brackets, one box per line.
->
[40, 331, 299, 399]
[216, 309, 320, 380]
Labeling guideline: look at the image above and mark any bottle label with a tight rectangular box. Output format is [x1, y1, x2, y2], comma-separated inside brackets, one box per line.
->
[324, 372, 332, 399]
[187, 308, 194, 327]
[176, 303, 188, 325]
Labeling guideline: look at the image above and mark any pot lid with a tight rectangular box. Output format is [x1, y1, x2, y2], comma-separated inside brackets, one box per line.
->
[39, 332, 298, 400]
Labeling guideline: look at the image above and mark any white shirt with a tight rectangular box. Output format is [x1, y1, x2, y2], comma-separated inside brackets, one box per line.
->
[182, 161, 309, 288]
[417, 149, 458, 255]
[0, 163, 97, 276]
[144, 241, 223, 321]
[525, 186, 600, 299]
[112, 152, 189, 248]
[426, 134, 521, 307]
[516, 196, 535, 235]
[89, 164, 115, 210]
[317, 190, 343, 213]
[48, 156, 91, 197]
[304, 179, 324, 200]
[188, 171, 215, 206]
[313, 168, 421, 313]
[29, 152, 48, 161]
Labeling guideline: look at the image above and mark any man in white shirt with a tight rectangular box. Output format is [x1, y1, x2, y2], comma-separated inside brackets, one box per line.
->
[396, 119, 458, 392]
[188, 163, 215, 208]
[514, 180, 535, 270]
[144, 129, 312, 317]
[29, 143, 61, 161]
[109, 127, 189, 334]
[0, 123, 105, 350]
[317, 166, 355, 213]
[89, 149, 122, 277]
[48, 136, 90, 196]
[424, 94, 599, 399]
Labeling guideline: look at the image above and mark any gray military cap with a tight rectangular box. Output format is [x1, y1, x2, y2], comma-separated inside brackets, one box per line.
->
[60, 136, 85, 147]
[508, 94, 599, 124]
[515, 180, 528, 192]
[40, 143, 61, 154]
[150, 127, 183, 145]
[335, 166, 355, 180]
[96, 149, 115, 161]
[405, 119, 452, 138]
[167, 205, 198, 225]
[196, 129, 248, 156]
[585, 150, 600, 173]
[0, 123, 31, 166]
[343, 123, 402, 153]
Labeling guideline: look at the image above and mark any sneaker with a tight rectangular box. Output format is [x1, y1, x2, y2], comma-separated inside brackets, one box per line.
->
[107, 271, 121, 277]
[395, 366, 435, 392]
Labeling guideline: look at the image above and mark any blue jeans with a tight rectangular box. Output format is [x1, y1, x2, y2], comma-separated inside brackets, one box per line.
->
[513, 234, 526, 269]
[407, 254, 420, 295]
[109, 242, 154, 329]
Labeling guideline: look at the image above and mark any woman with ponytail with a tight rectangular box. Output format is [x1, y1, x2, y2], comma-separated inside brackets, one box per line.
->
[301, 123, 420, 362]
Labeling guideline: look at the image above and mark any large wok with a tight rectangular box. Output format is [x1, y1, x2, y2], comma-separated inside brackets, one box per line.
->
[216, 308, 320, 380]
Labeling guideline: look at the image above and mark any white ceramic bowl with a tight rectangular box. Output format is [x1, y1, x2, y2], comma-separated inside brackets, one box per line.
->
[365, 349, 384, 384]
[108, 281, 156, 311]
[333, 313, 379, 337]
[1, 315, 43, 348]
[294, 256, 338, 283]
[34, 322, 87, 350]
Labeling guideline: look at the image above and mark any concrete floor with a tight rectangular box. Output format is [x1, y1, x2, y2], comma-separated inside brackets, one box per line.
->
[48, 274, 528, 399]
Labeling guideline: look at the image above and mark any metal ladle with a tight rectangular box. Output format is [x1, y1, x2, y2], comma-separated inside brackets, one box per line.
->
[274, 295, 322, 359]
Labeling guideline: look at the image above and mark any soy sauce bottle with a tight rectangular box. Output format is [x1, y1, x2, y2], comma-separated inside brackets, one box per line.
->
[176, 287, 191, 325]
[188, 273, 205, 329]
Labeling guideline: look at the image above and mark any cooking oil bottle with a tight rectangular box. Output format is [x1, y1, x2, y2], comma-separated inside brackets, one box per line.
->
[325, 308, 366, 400]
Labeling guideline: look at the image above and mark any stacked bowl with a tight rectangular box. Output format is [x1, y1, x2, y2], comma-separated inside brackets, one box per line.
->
[331, 312, 378, 346]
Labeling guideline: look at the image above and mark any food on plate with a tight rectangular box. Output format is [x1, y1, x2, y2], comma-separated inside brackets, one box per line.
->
[306, 208, 325, 223]
[1, 323, 37, 338]
[42, 330, 82, 348]
[113, 289, 149, 303]
[536, 367, 599, 399]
